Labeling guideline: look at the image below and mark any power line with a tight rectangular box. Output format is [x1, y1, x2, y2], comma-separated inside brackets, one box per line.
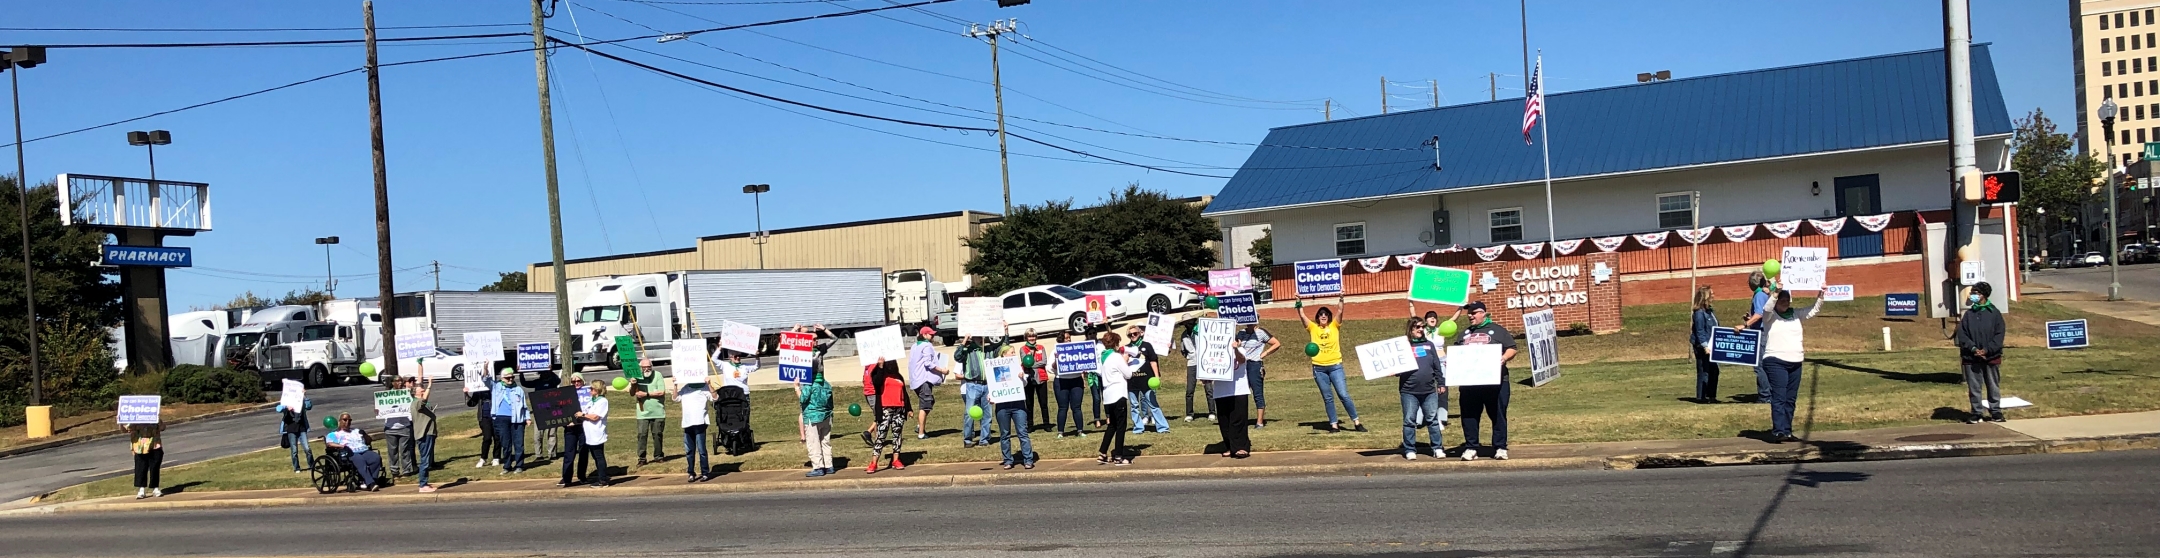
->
[563, 1, 668, 248]
[567, 0, 958, 47]
[0, 23, 526, 32]
[548, 61, 619, 254]
[34, 31, 529, 49]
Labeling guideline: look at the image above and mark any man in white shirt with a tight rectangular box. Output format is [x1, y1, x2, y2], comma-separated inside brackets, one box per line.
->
[674, 379, 715, 482]
[579, 384, 611, 488]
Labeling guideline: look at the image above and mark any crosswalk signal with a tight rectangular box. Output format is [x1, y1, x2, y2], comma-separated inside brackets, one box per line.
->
[1980, 170, 2020, 204]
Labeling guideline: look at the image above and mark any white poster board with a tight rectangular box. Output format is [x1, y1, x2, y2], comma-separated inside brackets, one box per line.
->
[1353, 336, 1418, 380]
[985, 356, 1026, 404]
[394, 330, 435, 361]
[1523, 309, 1560, 387]
[855, 324, 905, 370]
[279, 379, 306, 411]
[956, 297, 1005, 338]
[116, 395, 161, 425]
[464, 353, 491, 392]
[1143, 312, 1174, 352]
[462, 331, 503, 360]
[1194, 318, 1238, 382]
[1443, 343, 1504, 386]
[672, 337, 712, 385]
[373, 389, 413, 420]
[1779, 247, 1829, 291]
[718, 320, 760, 355]
[1822, 285, 1855, 302]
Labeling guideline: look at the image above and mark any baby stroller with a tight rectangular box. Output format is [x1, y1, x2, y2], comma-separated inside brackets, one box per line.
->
[713, 385, 755, 456]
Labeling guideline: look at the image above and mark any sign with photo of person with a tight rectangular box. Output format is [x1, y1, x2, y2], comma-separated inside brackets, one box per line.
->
[986, 356, 1026, 404]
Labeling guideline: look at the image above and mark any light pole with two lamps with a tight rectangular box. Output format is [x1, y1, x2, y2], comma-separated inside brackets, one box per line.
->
[743, 184, 770, 269]
[126, 130, 171, 182]
[315, 237, 339, 297]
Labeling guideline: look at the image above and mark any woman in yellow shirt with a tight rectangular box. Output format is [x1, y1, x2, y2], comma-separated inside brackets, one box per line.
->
[1297, 295, 1363, 433]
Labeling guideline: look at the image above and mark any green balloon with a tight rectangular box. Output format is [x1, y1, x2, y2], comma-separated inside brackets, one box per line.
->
[848, 403, 862, 417]
[358, 361, 377, 379]
[1763, 259, 1781, 278]
[1437, 319, 1459, 338]
[1148, 377, 1161, 389]
[1305, 342, 1320, 357]
[1203, 295, 1220, 309]
[322, 416, 337, 429]
[1022, 355, 1037, 369]
[611, 377, 629, 390]
[968, 405, 984, 420]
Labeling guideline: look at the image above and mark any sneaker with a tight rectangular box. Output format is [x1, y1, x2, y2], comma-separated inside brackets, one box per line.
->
[135, 489, 146, 499]
[418, 485, 437, 493]
[490, 459, 501, 467]
[1023, 461, 1035, 469]
[1404, 451, 1417, 461]
[1001, 463, 1015, 470]
[362, 485, 374, 492]
[1353, 423, 1368, 432]
[1057, 433, 1069, 438]
[1155, 428, 1171, 434]
[1988, 412, 2007, 423]
[1129, 429, 1144, 435]
[805, 469, 825, 478]
[1208, 414, 1217, 422]
[917, 433, 927, 440]
[865, 462, 879, 474]
[637, 458, 648, 466]
[1184, 415, 1194, 422]
[890, 457, 906, 470]
[1964, 415, 1983, 424]
[1431, 448, 1447, 460]
[962, 441, 975, 449]
[1462, 448, 1479, 461]
[1495, 449, 1509, 460]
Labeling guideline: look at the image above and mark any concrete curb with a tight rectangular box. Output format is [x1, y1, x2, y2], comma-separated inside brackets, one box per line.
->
[0, 402, 276, 460]
[1604, 432, 2160, 469]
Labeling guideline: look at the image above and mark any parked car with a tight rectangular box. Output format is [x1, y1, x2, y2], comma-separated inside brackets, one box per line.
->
[1072, 273, 1197, 316]
[2122, 244, 2151, 264]
[995, 284, 1124, 336]
[1145, 274, 1209, 292]
[364, 348, 469, 387]
[2083, 252, 2108, 266]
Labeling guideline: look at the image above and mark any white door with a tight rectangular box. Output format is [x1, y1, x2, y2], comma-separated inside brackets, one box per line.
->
[1000, 292, 1037, 336]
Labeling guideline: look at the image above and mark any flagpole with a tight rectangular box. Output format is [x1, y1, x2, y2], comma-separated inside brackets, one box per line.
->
[1538, 53, 1555, 261]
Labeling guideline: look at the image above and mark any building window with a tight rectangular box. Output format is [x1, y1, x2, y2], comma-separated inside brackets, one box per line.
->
[1333, 222, 1365, 256]
[2105, 63, 2114, 77]
[1656, 193, 1694, 230]
[2149, 9, 2154, 23]
[1488, 208, 1523, 243]
[2104, 37, 2113, 53]
[2141, 129, 2149, 144]
[2119, 13, 2127, 28]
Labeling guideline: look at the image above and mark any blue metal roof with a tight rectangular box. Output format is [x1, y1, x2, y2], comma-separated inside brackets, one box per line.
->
[1204, 45, 2013, 215]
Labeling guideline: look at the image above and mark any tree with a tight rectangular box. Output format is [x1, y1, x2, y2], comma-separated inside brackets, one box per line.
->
[480, 271, 528, 292]
[0, 176, 123, 425]
[1247, 228, 1273, 284]
[2011, 108, 2105, 254]
[964, 199, 1084, 296]
[222, 291, 271, 309]
[965, 185, 1220, 295]
[277, 288, 332, 307]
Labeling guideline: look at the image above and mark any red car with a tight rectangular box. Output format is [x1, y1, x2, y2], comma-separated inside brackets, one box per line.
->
[1147, 275, 1209, 292]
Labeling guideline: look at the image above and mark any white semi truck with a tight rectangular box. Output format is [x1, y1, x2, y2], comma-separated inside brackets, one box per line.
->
[387, 290, 562, 361]
[569, 268, 888, 368]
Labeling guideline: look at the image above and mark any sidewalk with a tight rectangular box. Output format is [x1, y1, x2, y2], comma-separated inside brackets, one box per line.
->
[2023, 283, 2160, 327]
[13, 410, 2154, 516]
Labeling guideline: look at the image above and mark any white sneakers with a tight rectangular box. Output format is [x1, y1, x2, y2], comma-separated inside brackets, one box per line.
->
[474, 459, 486, 468]
[151, 488, 162, 497]
[1431, 448, 1447, 460]
[1462, 448, 1478, 461]
[1495, 448, 1510, 460]
[1404, 450, 1417, 461]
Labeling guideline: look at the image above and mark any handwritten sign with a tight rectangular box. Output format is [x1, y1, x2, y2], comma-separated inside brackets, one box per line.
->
[1054, 341, 1098, 377]
[615, 336, 642, 380]
[1354, 336, 1418, 380]
[279, 379, 306, 411]
[1443, 343, 1503, 386]
[1194, 317, 1238, 382]
[1294, 259, 1345, 297]
[1822, 285, 1855, 302]
[2045, 319, 2089, 349]
[373, 389, 413, 420]
[462, 331, 503, 361]
[671, 337, 711, 385]
[777, 331, 816, 384]
[1709, 328, 1762, 366]
[956, 297, 1005, 338]
[1779, 247, 1829, 291]
[1143, 313, 1174, 353]
[530, 387, 580, 431]
[1208, 268, 1253, 294]
[117, 395, 161, 425]
[1215, 292, 1259, 325]
[1084, 295, 1109, 325]
[1523, 308, 1560, 387]
[855, 324, 905, 370]
[1407, 265, 1473, 305]
[394, 330, 434, 360]
[986, 356, 1025, 404]
[718, 320, 760, 355]
[464, 353, 491, 392]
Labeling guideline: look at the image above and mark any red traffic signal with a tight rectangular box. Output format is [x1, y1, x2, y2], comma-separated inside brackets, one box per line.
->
[1980, 171, 2020, 204]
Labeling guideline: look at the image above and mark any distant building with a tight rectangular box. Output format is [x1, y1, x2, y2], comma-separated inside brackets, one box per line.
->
[2071, 0, 2160, 165]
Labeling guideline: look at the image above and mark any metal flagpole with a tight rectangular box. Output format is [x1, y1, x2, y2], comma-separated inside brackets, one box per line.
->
[1537, 53, 1555, 259]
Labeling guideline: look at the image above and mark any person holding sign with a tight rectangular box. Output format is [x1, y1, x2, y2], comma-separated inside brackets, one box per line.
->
[1124, 325, 1170, 434]
[1688, 287, 1723, 404]
[328, 413, 384, 491]
[799, 365, 836, 477]
[384, 376, 417, 478]
[558, 374, 593, 488]
[672, 376, 716, 482]
[989, 358, 1037, 470]
[1744, 270, 1777, 404]
[1297, 296, 1364, 433]
[1953, 282, 2007, 424]
[633, 374, 667, 466]
[1738, 290, 1824, 443]
[1095, 332, 1138, 465]
[863, 358, 911, 473]
[278, 398, 313, 473]
[412, 379, 441, 493]
[576, 382, 612, 488]
[1052, 332, 1089, 438]
[1399, 319, 1448, 460]
[491, 370, 530, 474]
[953, 336, 1007, 448]
[1455, 302, 1518, 461]
[1235, 323, 1280, 428]
[1018, 331, 1053, 431]
[466, 379, 498, 469]
[1177, 324, 1215, 423]
[128, 422, 165, 499]
[908, 327, 950, 441]
[1214, 333, 1256, 458]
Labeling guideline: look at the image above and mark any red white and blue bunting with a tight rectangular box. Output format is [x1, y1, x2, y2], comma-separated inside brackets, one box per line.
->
[1763, 219, 1803, 238]
[1474, 245, 1508, 261]
[1511, 242, 1545, 259]
[1394, 253, 1425, 267]
[1720, 224, 1757, 243]
[1359, 257, 1391, 273]
[1809, 217, 1846, 236]
[1675, 227, 1715, 245]
[1633, 231, 1671, 250]
[1591, 236, 1629, 252]
[1853, 213, 1895, 232]
[1549, 238, 1584, 255]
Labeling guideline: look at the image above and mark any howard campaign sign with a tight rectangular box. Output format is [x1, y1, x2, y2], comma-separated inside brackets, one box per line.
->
[1884, 293, 1921, 317]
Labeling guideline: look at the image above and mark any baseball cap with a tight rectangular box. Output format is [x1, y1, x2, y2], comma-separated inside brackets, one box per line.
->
[919, 326, 937, 337]
[1463, 301, 1489, 313]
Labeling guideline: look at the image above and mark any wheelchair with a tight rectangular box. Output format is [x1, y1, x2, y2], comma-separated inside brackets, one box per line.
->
[309, 448, 365, 494]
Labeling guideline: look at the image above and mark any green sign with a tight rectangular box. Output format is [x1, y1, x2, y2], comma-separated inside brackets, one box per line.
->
[615, 336, 643, 380]
[2144, 142, 2160, 161]
[372, 389, 413, 420]
[1407, 265, 1473, 305]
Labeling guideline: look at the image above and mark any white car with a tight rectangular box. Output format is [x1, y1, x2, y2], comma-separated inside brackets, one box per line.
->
[1071, 273, 1197, 316]
[996, 284, 1124, 336]
[365, 348, 469, 385]
[2083, 252, 2108, 266]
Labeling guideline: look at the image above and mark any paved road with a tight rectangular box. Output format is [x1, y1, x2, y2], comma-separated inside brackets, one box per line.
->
[3, 450, 2152, 557]
[2030, 262, 2160, 301]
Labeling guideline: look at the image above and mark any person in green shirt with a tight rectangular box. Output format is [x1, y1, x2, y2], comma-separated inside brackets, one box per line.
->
[633, 375, 668, 466]
[798, 368, 835, 477]
[953, 336, 1008, 448]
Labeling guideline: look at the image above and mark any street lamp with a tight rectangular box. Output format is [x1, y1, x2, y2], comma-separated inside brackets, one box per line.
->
[743, 184, 770, 269]
[2100, 97, 2124, 301]
[126, 130, 171, 183]
[3, 46, 48, 411]
[314, 236, 339, 297]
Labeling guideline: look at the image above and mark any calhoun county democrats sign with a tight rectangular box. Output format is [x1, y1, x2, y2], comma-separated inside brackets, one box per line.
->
[100, 245, 192, 267]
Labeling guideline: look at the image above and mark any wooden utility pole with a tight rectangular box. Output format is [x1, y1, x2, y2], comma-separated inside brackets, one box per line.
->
[966, 20, 1016, 216]
[1489, 72, 1497, 101]
[432, 260, 440, 291]
[364, 0, 398, 378]
[1380, 76, 1388, 114]
[1430, 79, 1439, 108]
[533, 0, 572, 364]
[1324, 99, 1331, 121]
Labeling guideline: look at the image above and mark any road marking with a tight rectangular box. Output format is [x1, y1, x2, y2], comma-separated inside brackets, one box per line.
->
[1664, 541, 1744, 555]
[582, 518, 616, 522]
[1710, 541, 1742, 554]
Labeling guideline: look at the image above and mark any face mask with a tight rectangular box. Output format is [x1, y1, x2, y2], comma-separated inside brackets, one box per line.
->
[1968, 294, 1983, 306]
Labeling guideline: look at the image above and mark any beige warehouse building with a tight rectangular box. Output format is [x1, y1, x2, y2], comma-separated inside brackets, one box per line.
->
[527, 210, 999, 292]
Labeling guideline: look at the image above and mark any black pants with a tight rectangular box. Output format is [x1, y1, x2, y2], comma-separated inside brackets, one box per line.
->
[1184, 364, 1215, 417]
[559, 427, 587, 484]
[477, 412, 498, 462]
[1025, 380, 1052, 426]
[133, 449, 163, 488]
[1214, 395, 1250, 453]
[584, 442, 610, 486]
[1098, 400, 1130, 457]
[1459, 378, 1510, 449]
[1693, 346, 1720, 401]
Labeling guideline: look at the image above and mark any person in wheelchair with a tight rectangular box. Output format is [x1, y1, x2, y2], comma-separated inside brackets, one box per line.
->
[327, 413, 385, 491]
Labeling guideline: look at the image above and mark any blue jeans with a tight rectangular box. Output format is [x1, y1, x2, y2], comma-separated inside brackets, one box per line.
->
[415, 435, 437, 487]
[1311, 364, 1359, 424]
[1763, 358, 1804, 437]
[960, 382, 992, 443]
[1089, 381, 1105, 421]
[1128, 390, 1169, 433]
[683, 424, 710, 476]
[1400, 392, 1445, 452]
[995, 407, 1034, 465]
[1247, 361, 1269, 409]
[1054, 378, 1086, 432]
[494, 418, 527, 472]
[283, 431, 313, 471]
[1753, 363, 1772, 400]
[350, 450, 383, 487]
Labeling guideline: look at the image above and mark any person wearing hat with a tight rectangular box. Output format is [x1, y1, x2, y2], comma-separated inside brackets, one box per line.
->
[490, 369, 530, 474]
[952, 335, 1008, 448]
[1296, 294, 1363, 433]
[1454, 301, 1518, 460]
[1953, 282, 2007, 423]
[559, 373, 592, 487]
[907, 326, 950, 440]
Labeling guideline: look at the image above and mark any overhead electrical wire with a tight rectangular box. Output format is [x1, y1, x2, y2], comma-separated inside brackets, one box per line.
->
[0, 23, 527, 32]
[565, 0, 957, 48]
[34, 31, 530, 49]
[562, 0, 669, 248]
[547, 61, 620, 253]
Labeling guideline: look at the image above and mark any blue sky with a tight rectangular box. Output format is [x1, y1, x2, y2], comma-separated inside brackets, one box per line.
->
[4, 0, 2072, 310]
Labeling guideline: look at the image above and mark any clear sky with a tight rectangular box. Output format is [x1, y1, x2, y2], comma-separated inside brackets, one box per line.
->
[3, 0, 2072, 310]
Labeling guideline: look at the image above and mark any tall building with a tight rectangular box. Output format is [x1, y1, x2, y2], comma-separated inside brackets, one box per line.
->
[2073, 1, 2160, 166]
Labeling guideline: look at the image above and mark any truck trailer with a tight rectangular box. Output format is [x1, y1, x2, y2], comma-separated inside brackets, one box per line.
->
[569, 268, 887, 368]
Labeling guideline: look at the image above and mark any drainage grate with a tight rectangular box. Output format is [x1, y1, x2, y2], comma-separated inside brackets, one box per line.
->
[1893, 433, 1974, 442]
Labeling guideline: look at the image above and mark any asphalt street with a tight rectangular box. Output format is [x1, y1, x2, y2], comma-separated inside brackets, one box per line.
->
[2030, 262, 2160, 301]
[2, 449, 2152, 557]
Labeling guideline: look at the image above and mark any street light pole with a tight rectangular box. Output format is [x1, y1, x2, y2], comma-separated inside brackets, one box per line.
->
[3, 46, 47, 408]
[315, 236, 339, 297]
[126, 130, 170, 183]
[743, 184, 770, 269]
[2101, 98, 2123, 301]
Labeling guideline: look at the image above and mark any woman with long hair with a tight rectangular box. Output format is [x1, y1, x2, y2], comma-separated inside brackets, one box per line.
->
[1688, 286, 1722, 404]
[1095, 331, 1136, 465]
[1297, 295, 1362, 433]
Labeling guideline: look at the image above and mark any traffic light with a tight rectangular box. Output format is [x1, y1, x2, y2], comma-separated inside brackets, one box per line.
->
[1980, 170, 2020, 204]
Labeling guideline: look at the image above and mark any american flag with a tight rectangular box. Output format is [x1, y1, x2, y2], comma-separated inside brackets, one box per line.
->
[1522, 56, 1543, 145]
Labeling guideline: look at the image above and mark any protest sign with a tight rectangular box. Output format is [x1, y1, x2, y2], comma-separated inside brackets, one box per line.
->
[1709, 328, 1762, 366]
[1822, 285, 1855, 302]
[464, 353, 491, 392]
[855, 324, 905, 370]
[530, 387, 580, 430]
[117, 395, 161, 425]
[1885, 293, 1920, 316]
[515, 342, 550, 372]
[1523, 308, 1561, 387]
[1353, 336, 1418, 380]
[672, 337, 712, 384]
[1053, 341, 1099, 377]
[394, 330, 434, 360]
[957, 297, 1005, 338]
[718, 320, 760, 355]
[1294, 259, 1345, 297]
[1084, 295, 1109, 325]
[1443, 343, 1503, 386]
[279, 379, 305, 411]
[463, 331, 503, 361]
[1208, 268, 1253, 294]
[1779, 247, 1829, 291]
[2046, 319, 2089, 349]
[777, 331, 815, 384]
[615, 336, 643, 380]
[373, 389, 413, 420]
[1215, 292, 1258, 325]
[1195, 317, 1238, 382]
[1143, 312, 1174, 351]
[1407, 265, 1473, 305]
[986, 356, 1026, 404]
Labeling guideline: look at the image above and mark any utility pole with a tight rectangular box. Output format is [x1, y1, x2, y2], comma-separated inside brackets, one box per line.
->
[1430, 79, 1439, 108]
[534, 0, 573, 361]
[966, 19, 1017, 216]
[1380, 76, 1388, 114]
[4, 46, 46, 407]
[1324, 99, 1330, 121]
[363, 1, 399, 378]
[432, 260, 441, 291]
[1489, 72, 1497, 101]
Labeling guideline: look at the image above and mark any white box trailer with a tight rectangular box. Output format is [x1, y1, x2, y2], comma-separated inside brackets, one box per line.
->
[391, 291, 561, 360]
[569, 268, 887, 367]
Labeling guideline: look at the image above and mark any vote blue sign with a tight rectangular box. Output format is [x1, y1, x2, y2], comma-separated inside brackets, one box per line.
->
[1884, 293, 1920, 316]
[1293, 259, 1344, 297]
[516, 342, 552, 372]
[1707, 328, 1762, 366]
[2045, 319, 2089, 349]
[1053, 341, 1098, 376]
[101, 245, 191, 267]
[1215, 292, 1259, 325]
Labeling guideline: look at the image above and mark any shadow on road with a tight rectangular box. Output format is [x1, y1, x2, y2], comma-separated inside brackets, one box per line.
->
[1736, 363, 1875, 558]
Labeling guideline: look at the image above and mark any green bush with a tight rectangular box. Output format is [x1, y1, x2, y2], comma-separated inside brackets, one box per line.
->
[161, 364, 264, 405]
[0, 319, 120, 426]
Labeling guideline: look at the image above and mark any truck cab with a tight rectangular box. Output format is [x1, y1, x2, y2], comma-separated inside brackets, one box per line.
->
[219, 305, 321, 380]
[572, 274, 678, 368]
[259, 305, 383, 388]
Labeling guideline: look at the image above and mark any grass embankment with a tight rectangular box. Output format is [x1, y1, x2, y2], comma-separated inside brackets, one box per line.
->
[52, 297, 2159, 501]
[0, 402, 260, 453]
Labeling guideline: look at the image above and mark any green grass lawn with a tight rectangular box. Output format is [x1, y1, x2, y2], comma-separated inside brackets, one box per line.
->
[51, 298, 2159, 502]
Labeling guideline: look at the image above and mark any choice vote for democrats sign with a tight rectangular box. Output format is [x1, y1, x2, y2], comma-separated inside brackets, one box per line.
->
[1053, 341, 1098, 377]
[100, 245, 192, 267]
[1214, 292, 1259, 325]
[1293, 259, 1345, 297]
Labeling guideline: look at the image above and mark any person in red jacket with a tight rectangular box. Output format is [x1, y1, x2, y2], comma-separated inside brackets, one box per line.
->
[862, 357, 910, 473]
[1018, 330, 1052, 431]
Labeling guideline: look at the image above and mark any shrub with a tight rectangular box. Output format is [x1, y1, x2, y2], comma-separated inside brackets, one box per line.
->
[161, 364, 264, 405]
[0, 319, 120, 426]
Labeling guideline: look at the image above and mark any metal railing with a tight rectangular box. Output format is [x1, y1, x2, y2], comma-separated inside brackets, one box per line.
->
[57, 173, 213, 231]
